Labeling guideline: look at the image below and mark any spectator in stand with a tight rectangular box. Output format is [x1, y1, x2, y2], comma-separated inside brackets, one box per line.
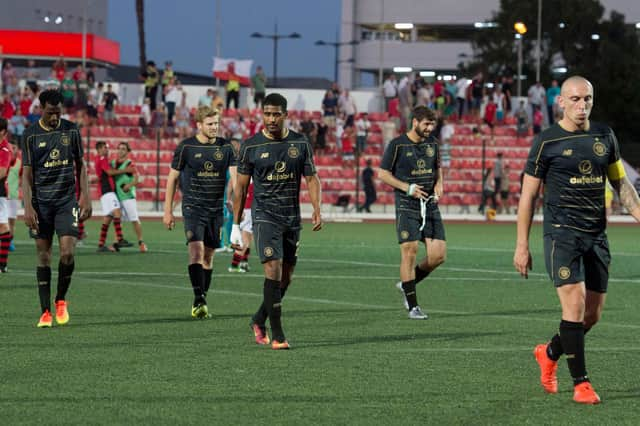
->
[87, 64, 98, 88]
[71, 65, 83, 82]
[1, 62, 17, 91]
[61, 72, 76, 111]
[165, 78, 182, 126]
[546, 79, 561, 124]
[139, 97, 152, 135]
[528, 81, 546, 118]
[341, 124, 355, 162]
[416, 81, 431, 107]
[24, 60, 40, 93]
[85, 94, 99, 127]
[499, 164, 511, 214]
[199, 88, 213, 107]
[515, 100, 529, 137]
[484, 96, 497, 130]
[398, 75, 413, 132]
[90, 82, 104, 108]
[75, 71, 89, 111]
[383, 74, 398, 112]
[300, 111, 316, 148]
[494, 152, 504, 197]
[493, 86, 506, 123]
[533, 105, 543, 135]
[251, 65, 267, 109]
[360, 159, 377, 213]
[501, 75, 513, 115]
[175, 93, 192, 139]
[455, 77, 470, 120]
[52, 55, 67, 81]
[27, 103, 41, 126]
[102, 83, 118, 124]
[161, 61, 175, 102]
[211, 90, 224, 111]
[151, 103, 167, 134]
[8, 107, 27, 139]
[470, 73, 485, 118]
[439, 117, 453, 178]
[20, 91, 33, 117]
[478, 167, 497, 214]
[225, 70, 241, 110]
[355, 112, 370, 154]
[339, 89, 357, 127]
[142, 61, 160, 111]
[321, 90, 337, 127]
[315, 120, 328, 154]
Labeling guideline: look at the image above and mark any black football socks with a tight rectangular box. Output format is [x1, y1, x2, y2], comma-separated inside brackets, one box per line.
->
[37, 266, 52, 313]
[55, 261, 75, 302]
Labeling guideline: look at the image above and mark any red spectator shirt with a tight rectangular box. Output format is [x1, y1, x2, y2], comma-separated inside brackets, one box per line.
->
[0, 138, 12, 197]
[94, 154, 115, 196]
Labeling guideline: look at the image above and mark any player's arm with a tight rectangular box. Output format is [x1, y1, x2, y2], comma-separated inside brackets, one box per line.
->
[163, 169, 180, 230]
[305, 173, 322, 231]
[513, 173, 542, 278]
[76, 158, 92, 221]
[123, 166, 139, 192]
[231, 173, 250, 248]
[434, 167, 444, 199]
[378, 168, 428, 200]
[104, 165, 134, 176]
[22, 166, 38, 231]
[226, 166, 237, 211]
[609, 175, 640, 221]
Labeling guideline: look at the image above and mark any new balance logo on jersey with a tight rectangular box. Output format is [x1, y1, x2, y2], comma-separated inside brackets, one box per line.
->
[261, 152, 270, 159]
[39, 142, 47, 148]
[562, 149, 573, 156]
[194, 153, 202, 158]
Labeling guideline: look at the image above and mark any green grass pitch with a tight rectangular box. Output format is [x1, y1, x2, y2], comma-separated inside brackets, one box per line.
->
[1, 220, 639, 424]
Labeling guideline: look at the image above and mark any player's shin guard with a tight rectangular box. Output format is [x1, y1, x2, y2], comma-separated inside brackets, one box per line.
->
[548, 324, 592, 361]
[264, 278, 284, 341]
[559, 320, 589, 385]
[414, 265, 430, 284]
[37, 266, 52, 313]
[401, 280, 418, 309]
[113, 217, 124, 241]
[203, 268, 212, 296]
[187, 263, 205, 303]
[55, 261, 75, 302]
[98, 223, 109, 247]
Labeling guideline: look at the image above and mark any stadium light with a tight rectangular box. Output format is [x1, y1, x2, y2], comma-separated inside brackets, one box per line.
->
[514, 22, 527, 35]
[393, 66, 412, 73]
[553, 67, 568, 74]
[419, 71, 436, 77]
[636, 22, 640, 29]
[394, 23, 413, 30]
[251, 22, 302, 87]
[315, 36, 359, 82]
[474, 22, 498, 29]
[559, 22, 566, 29]
[591, 34, 600, 40]
[43, 14, 63, 24]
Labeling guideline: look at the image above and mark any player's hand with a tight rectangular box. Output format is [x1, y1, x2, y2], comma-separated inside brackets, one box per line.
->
[230, 224, 243, 249]
[513, 245, 532, 279]
[407, 183, 428, 200]
[163, 212, 175, 230]
[434, 185, 444, 201]
[312, 209, 323, 231]
[79, 196, 92, 221]
[23, 204, 39, 233]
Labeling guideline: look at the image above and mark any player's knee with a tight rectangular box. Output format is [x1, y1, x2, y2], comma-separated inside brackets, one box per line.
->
[583, 311, 601, 329]
[37, 251, 51, 266]
[59, 253, 74, 265]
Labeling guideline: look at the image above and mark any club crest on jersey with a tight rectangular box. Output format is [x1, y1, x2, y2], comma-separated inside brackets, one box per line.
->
[578, 160, 592, 175]
[264, 247, 274, 257]
[61, 134, 70, 146]
[400, 230, 409, 240]
[214, 150, 224, 161]
[275, 161, 286, 173]
[204, 161, 214, 171]
[558, 266, 571, 280]
[288, 146, 299, 158]
[426, 146, 435, 157]
[50, 149, 60, 160]
[416, 159, 426, 168]
[593, 141, 606, 157]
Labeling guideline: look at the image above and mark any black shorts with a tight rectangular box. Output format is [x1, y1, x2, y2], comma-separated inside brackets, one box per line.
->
[543, 229, 610, 293]
[254, 220, 299, 265]
[396, 203, 446, 243]
[254, 92, 265, 106]
[183, 210, 223, 249]
[31, 198, 79, 240]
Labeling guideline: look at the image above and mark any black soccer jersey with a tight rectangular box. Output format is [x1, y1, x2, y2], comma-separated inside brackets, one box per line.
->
[21, 119, 83, 205]
[237, 129, 315, 229]
[380, 133, 440, 213]
[171, 136, 236, 214]
[525, 122, 621, 234]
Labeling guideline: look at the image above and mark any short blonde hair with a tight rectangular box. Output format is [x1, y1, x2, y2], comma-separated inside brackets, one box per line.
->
[195, 105, 220, 123]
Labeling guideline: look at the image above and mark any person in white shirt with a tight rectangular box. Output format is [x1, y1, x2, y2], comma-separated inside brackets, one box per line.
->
[338, 90, 357, 126]
[528, 81, 546, 117]
[383, 74, 398, 112]
[355, 112, 371, 153]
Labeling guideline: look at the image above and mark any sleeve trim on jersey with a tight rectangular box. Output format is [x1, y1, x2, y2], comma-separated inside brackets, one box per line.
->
[607, 160, 626, 181]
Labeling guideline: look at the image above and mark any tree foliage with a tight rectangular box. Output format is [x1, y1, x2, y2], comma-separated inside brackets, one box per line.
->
[469, 0, 640, 143]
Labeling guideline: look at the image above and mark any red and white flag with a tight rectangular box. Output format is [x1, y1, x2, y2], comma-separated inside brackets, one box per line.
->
[212, 57, 253, 86]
